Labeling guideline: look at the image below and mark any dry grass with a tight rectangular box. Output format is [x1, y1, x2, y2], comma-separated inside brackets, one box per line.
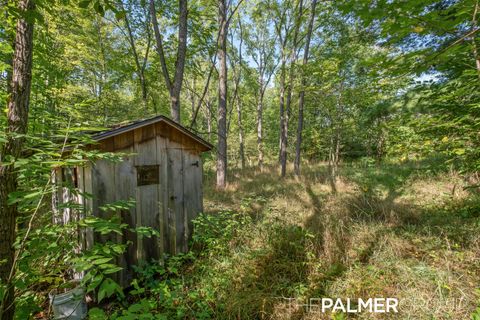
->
[200, 161, 480, 319]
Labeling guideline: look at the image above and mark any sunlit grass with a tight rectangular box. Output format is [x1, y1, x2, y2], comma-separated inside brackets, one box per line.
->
[196, 160, 480, 319]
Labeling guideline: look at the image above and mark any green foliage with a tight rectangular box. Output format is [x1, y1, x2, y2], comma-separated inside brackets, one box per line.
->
[470, 287, 480, 319]
[192, 211, 253, 254]
[74, 242, 126, 299]
[3, 0, 480, 318]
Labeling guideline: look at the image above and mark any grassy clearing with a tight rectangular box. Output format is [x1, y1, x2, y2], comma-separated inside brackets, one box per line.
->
[105, 160, 479, 319]
[193, 160, 479, 319]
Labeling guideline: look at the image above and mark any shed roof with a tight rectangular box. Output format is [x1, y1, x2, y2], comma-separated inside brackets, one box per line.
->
[89, 115, 213, 152]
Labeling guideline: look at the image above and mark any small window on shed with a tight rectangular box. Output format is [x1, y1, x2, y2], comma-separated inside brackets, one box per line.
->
[136, 165, 159, 186]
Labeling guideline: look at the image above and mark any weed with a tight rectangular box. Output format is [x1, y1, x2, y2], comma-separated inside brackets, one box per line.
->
[91, 161, 480, 319]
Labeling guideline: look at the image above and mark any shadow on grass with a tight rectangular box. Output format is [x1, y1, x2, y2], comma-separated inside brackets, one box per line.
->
[393, 196, 480, 250]
[203, 165, 311, 219]
[216, 223, 313, 319]
[200, 159, 479, 318]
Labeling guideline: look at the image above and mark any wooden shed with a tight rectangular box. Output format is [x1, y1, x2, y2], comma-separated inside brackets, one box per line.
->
[53, 115, 212, 283]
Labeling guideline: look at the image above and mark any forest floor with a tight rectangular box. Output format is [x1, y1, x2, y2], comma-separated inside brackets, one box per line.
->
[197, 160, 480, 319]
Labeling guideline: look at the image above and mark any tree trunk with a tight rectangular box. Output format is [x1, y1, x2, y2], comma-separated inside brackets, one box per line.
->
[216, 0, 228, 189]
[257, 90, 264, 170]
[189, 55, 217, 128]
[471, 0, 480, 78]
[171, 0, 188, 122]
[279, 51, 288, 177]
[255, 48, 265, 171]
[189, 77, 196, 116]
[0, 1, 35, 319]
[328, 134, 338, 193]
[237, 93, 245, 170]
[236, 19, 245, 170]
[328, 136, 335, 177]
[334, 130, 340, 174]
[282, 0, 304, 177]
[94, 17, 107, 124]
[206, 99, 212, 141]
[150, 0, 188, 123]
[123, 10, 148, 111]
[294, 0, 317, 176]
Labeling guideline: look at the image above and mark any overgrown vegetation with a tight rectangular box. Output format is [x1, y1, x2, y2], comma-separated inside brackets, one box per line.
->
[2, 0, 480, 318]
[79, 160, 480, 319]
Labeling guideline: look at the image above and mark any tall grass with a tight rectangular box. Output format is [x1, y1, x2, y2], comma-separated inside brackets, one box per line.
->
[98, 161, 479, 319]
[194, 161, 479, 319]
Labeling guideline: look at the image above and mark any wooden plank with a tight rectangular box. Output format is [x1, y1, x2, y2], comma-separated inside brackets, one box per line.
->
[77, 166, 86, 251]
[114, 131, 134, 151]
[183, 152, 203, 249]
[141, 125, 155, 141]
[167, 142, 185, 254]
[52, 167, 63, 224]
[91, 160, 116, 243]
[115, 147, 136, 285]
[198, 157, 204, 215]
[98, 137, 115, 152]
[61, 167, 75, 225]
[92, 159, 123, 283]
[155, 121, 208, 152]
[156, 135, 168, 258]
[134, 137, 160, 262]
[83, 164, 94, 250]
[138, 183, 159, 260]
[166, 147, 176, 254]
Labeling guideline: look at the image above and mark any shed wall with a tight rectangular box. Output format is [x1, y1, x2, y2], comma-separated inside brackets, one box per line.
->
[57, 132, 204, 286]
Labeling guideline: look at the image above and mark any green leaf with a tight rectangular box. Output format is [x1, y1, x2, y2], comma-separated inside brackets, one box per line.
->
[93, 1, 105, 16]
[78, 0, 90, 8]
[102, 266, 123, 274]
[92, 257, 112, 265]
[88, 307, 106, 320]
[98, 278, 122, 302]
[127, 303, 144, 313]
[115, 10, 127, 21]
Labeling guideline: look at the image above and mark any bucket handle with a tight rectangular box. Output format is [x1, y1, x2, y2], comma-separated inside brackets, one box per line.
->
[50, 293, 85, 320]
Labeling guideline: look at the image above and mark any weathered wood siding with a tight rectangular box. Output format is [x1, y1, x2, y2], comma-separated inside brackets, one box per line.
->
[183, 151, 203, 246]
[167, 141, 185, 254]
[114, 147, 136, 284]
[56, 123, 206, 286]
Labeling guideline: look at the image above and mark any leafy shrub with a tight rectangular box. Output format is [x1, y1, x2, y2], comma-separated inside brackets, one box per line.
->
[192, 211, 253, 255]
[472, 290, 480, 320]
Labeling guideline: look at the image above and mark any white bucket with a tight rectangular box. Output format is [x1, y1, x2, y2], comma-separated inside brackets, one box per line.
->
[49, 284, 87, 320]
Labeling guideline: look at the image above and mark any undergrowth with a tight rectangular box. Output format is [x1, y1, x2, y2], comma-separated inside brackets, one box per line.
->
[87, 160, 480, 319]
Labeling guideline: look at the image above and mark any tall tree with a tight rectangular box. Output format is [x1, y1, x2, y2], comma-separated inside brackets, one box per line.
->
[245, 2, 277, 170]
[216, 0, 228, 188]
[120, 0, 152, 112]
[339, 0, 480, 173]
[280, 0, 303, 177]
[150, 0, 188, 123]
[235, 19, 246, 170]
[0, 0, 35, 319]
[294, 0, 317, 176]
[277, 31, 288, 171]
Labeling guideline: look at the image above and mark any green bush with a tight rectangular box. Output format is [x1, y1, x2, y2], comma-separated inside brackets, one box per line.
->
[192, 211, 253, 255]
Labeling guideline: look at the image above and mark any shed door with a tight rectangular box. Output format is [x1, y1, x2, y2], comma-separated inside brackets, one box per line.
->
[167, 145, 185, 254]
[182, 152, 203, 246]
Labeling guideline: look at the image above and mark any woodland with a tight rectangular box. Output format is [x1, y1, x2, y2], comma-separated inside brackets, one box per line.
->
[1, 0, 480, 319]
